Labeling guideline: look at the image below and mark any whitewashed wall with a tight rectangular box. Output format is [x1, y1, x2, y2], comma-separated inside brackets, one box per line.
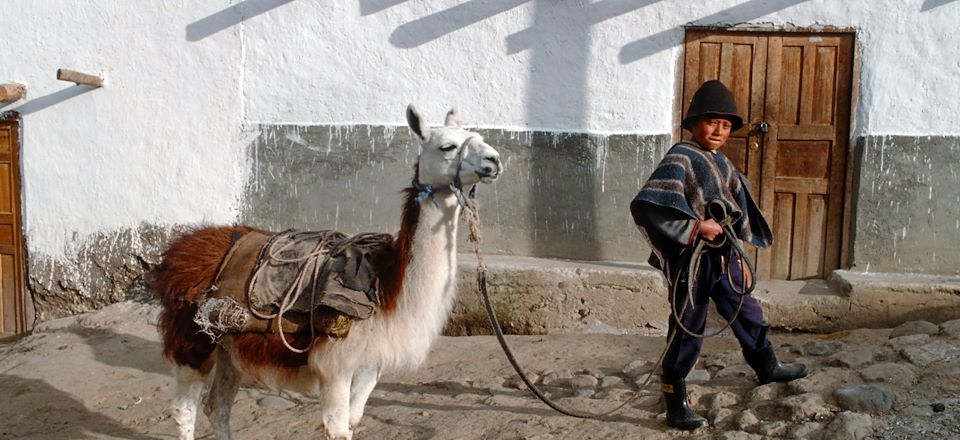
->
[1, 2, 246, 262]
[244, 0, 960, 135]
[1, 0, 958, 267]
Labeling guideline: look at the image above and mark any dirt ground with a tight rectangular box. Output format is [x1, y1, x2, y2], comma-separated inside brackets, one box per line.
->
[1, 300, 958, 440]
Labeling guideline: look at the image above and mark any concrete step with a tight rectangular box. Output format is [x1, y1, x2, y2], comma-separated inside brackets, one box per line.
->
[451, 254, 960, 335]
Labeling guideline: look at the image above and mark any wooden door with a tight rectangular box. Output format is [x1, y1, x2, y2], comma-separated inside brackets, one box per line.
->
[682, 30, 854, 280]
[0, 118, 25, 338]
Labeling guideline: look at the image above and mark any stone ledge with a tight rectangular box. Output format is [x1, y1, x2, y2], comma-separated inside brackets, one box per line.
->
[453, 254, 668, 335]
[452, 255, 960, 335]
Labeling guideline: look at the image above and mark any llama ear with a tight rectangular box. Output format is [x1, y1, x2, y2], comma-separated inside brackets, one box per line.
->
[406, 104, 431, 142]
[444, 107, 460, 127]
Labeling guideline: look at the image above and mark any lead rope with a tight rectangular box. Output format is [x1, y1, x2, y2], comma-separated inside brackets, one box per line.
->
[462, 199, 758, 419]
[463, 200, 661, 419]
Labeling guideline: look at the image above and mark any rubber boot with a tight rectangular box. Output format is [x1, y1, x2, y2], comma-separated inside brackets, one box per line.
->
[744, 344, 809, 384]
[662, 379, 708, 431]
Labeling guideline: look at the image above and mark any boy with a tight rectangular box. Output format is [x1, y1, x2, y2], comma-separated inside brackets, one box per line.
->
[630, 80, 808, 431]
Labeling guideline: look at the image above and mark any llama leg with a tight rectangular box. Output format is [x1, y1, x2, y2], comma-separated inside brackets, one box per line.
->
[348, 364, 381, 428]
[320, 374, 353, 440]
[203, 355, 241, 440]
[171, 365, 207, 440]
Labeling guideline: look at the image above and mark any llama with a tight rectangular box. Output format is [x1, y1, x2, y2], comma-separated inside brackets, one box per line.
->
[151, 104, 503, 440]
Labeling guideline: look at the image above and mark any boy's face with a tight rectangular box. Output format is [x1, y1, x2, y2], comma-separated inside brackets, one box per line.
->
[691, 116, 733, 151]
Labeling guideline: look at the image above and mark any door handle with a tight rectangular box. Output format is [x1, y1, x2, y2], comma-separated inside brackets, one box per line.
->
[750, 122, 769, 150]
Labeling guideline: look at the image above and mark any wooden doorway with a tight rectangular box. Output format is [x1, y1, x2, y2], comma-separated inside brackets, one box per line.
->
[681, 30, 855, 280]
[0, 116, 26, 338]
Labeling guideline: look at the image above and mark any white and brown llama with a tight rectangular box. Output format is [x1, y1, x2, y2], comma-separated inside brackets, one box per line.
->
[151, 105, 502, 440]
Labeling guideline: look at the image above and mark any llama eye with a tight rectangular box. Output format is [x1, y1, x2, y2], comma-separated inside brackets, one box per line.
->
[439, 144, 457, 152]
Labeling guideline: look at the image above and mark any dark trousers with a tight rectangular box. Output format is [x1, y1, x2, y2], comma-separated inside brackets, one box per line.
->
[661, 247, 771, 382]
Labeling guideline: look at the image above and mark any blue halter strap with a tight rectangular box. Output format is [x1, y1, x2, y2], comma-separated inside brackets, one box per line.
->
[412, 135, 480, 209]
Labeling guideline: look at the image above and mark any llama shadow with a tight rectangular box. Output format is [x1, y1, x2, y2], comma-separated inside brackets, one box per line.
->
[61, 327, 169, 376]
[0, 375, 162, 440]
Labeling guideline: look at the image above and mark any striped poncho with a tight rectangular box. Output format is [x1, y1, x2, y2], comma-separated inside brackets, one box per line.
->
[630, 141, 772, 271]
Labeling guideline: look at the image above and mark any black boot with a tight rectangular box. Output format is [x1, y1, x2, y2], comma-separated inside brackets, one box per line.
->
[662, 379, 708, 431]
[744, 344, 809, 384]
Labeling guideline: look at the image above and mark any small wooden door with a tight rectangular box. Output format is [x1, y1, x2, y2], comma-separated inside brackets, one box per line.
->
[682, 30, 854, 280]
[0, 118, 25, 338]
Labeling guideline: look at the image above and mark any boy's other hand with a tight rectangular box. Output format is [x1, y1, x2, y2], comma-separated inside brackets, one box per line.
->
[699, 219, 724, 241]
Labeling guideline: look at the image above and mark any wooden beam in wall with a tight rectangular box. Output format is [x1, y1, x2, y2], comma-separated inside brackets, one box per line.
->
[56, 69, 104, 87]
[0, 83, 26, 103]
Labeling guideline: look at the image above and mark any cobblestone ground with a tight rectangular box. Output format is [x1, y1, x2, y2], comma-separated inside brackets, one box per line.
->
[0, 301, 957, 439]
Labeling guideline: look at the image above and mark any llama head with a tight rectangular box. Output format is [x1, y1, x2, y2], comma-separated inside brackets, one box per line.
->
[406, 104, 502, 189]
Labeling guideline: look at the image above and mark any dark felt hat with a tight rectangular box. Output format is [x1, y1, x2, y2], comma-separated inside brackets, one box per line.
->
[682, 80, 744, 131]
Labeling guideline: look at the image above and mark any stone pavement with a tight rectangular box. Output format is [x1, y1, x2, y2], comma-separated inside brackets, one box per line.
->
[1, 284, 958, 438]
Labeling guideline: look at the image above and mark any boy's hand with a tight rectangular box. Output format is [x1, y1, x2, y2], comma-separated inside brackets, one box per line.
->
[741, 257, 753, 288]
[699, 219, 723, 241]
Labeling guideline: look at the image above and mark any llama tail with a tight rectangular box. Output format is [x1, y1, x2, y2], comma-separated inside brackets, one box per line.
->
[149, 225, 252, 369]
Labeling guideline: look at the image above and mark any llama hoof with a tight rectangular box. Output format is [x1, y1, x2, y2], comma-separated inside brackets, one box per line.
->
[324, 429, 352, 440]
[349, 414, 364, 428]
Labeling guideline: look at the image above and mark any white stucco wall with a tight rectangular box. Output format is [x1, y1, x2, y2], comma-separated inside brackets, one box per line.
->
[244, 0, 960, 136]
[2, 0, 959, 261]
[1, 2, 247, 259]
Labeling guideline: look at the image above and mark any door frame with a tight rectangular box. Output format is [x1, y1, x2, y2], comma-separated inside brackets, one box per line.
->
[0, 110, 30, 339]
[675, 25, 862, 276]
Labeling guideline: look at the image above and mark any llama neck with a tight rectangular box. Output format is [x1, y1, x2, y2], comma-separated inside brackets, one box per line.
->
[396, 191, 460, 326]
[364, 189, 461, 370]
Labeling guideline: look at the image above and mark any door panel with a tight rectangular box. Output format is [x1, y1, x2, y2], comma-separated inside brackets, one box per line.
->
[682, 30, 854, 280]
[765, 34, 852, 279]
[771, 193, 794, 280]
[0, 120, 24, 337]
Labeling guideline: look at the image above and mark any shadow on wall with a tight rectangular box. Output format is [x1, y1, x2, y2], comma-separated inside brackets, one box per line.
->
[921, 0, 960, 11]
[619, 0, 811, 63]
[3, 86, 97, 115]
[184, 0, 829, 259]
[360, 0, 409, 16]
[186, 0, 296, 41]
[384, 0, 808, 258]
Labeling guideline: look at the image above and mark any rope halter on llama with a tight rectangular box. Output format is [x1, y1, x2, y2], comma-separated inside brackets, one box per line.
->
[412, 134, 481, 210]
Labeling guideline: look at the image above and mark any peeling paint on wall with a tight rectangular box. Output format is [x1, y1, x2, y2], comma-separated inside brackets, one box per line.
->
[27, 224, 179, 321]
[241, 124, 669, 261]
[852, 135, 960, 274]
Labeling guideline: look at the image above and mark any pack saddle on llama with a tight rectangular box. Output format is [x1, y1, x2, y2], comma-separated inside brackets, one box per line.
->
[150, 104, 503, 440]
